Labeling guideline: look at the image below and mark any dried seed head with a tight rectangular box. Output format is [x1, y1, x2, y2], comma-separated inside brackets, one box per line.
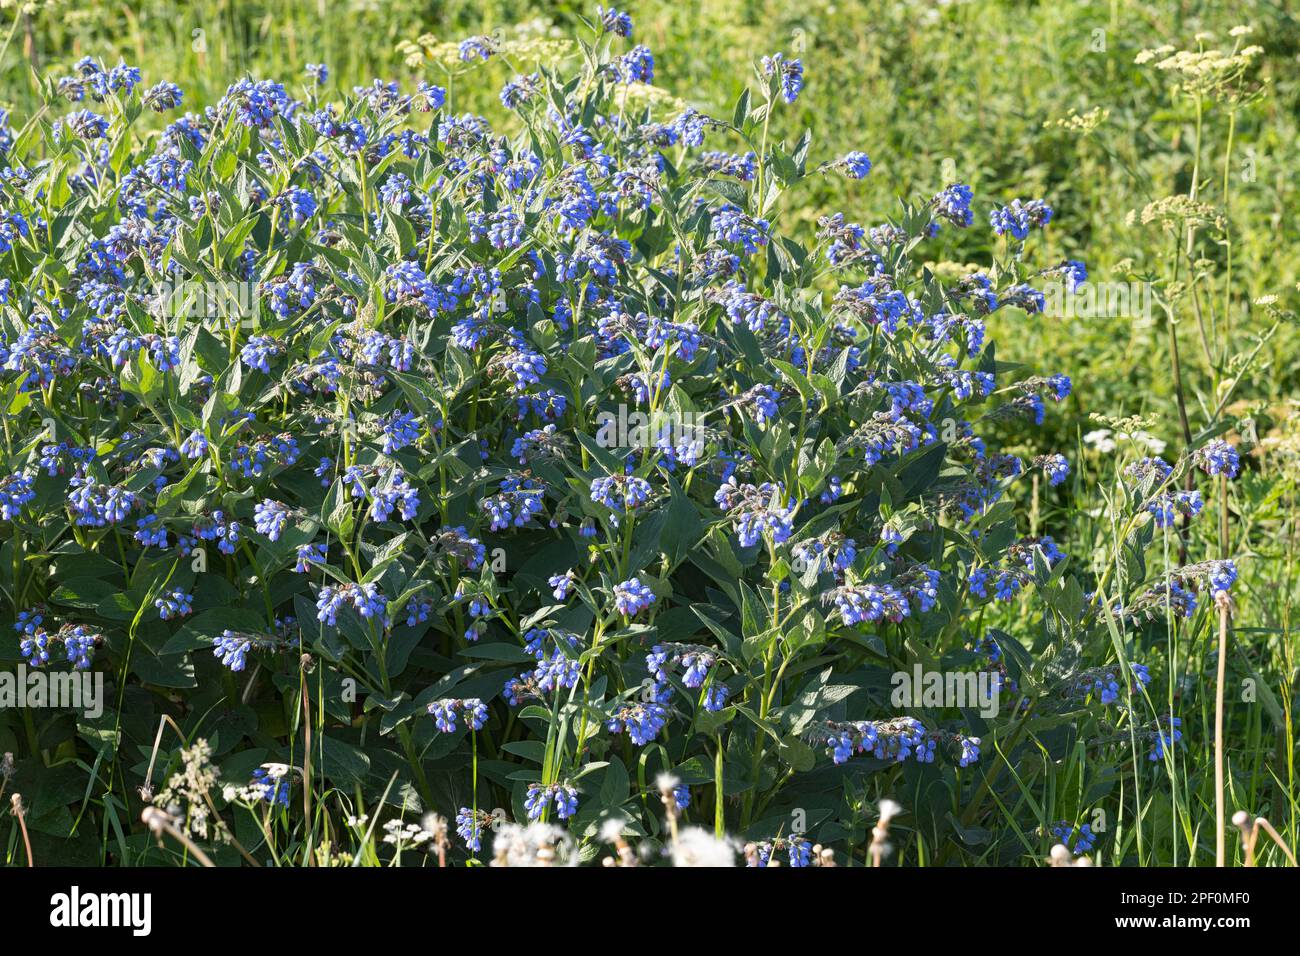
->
[600, 818, 627, 844]
[671, 828, 736, 867]
[422, 812, 449, 846]
[655, 772, 680, 798]
[141, 805, 169, 834]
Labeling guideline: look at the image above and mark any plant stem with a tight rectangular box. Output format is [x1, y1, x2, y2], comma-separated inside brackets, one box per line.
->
[1214, 471, 1230, 866]
[1215, 598, 1228, 867]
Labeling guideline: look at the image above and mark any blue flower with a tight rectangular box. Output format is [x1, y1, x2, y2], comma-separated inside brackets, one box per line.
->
[1149, 716, 1182, 761]
[63, 627, 99, 669]
[456, 808, 487, 851]
[251, 767, 291, 806]
[838, 151, 872, 179]
[525, 783, 579, 820]
[761, 52, 803, 103]
[712, 204, 770, 254]
[608, 697, 668, 745]
[1036, 453, 1070, 486]
[1148, 489, 1203, 528]
[0, 472, 36, 520]
[831, 583, 910, 625]
[1054, 259, 1088, 292]
[616, 45, 655, 84]
[316, 582, 387, 626]
[381, 410, 421, 455]
[179, 429, 208, 459]
[459, 36, 496, 62]
[275, 187, 318, 226]
[703, 685, 730, 711]
[1208, 559, 1238, 596]
[596, 5, 634, 37]
[613, 577, 656, 616]
[548, 570, 576, 600]
[210, 634, 256, 671]
[1052, 821, 1096, 853]
[1196, 438, 1240, 479]
[155, 589, 193, 621]
[1048, 373, 1072, 401]
[932, 183, 974, 228]
[253, 499, 291, 541]
[240, 335, 281, 374]
[715, 478, 795, 547]
[989, 198, 1053, 240]
[428, 697, 489, 733]
[142, 81, 183, 112]
[295, 542, 328, 572]
[591, 474, 652, 512]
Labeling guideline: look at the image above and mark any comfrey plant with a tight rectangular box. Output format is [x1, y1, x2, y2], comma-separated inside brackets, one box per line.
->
[0, 9, 1242, 866]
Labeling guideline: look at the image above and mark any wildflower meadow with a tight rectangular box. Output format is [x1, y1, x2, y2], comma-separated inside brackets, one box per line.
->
[0, 0, 1297, 889]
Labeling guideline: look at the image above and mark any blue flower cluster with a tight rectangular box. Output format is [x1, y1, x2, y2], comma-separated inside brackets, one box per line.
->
[0, 8, 1230, 862]
[428, 697, 489, 733]
[821, 717, 964, 766]
[16, 610, 102, 670]
[1051, 820, 1096, 854]
[748, 835, 813, 867]
[250, 767, 291, 806]
[525, 783, 579, 820]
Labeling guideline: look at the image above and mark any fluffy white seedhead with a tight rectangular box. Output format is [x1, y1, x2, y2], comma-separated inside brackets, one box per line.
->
[492, 822, 576, 867]
[422, 812, 448, 841]
[878, 798, 902, 822]
[671, 827, 737, 867]
[600, 817, 629, 843]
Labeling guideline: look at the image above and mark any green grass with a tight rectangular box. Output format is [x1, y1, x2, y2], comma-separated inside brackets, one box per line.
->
[7, 0, 1296, 395]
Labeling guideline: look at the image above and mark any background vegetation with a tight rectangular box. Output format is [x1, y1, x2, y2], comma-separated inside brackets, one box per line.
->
[1, 0, 1297, 866]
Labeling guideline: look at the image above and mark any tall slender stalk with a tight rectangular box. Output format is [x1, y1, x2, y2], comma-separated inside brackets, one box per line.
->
[1215, 597, 1228, 867]
[1214, 470, 1230, 865]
